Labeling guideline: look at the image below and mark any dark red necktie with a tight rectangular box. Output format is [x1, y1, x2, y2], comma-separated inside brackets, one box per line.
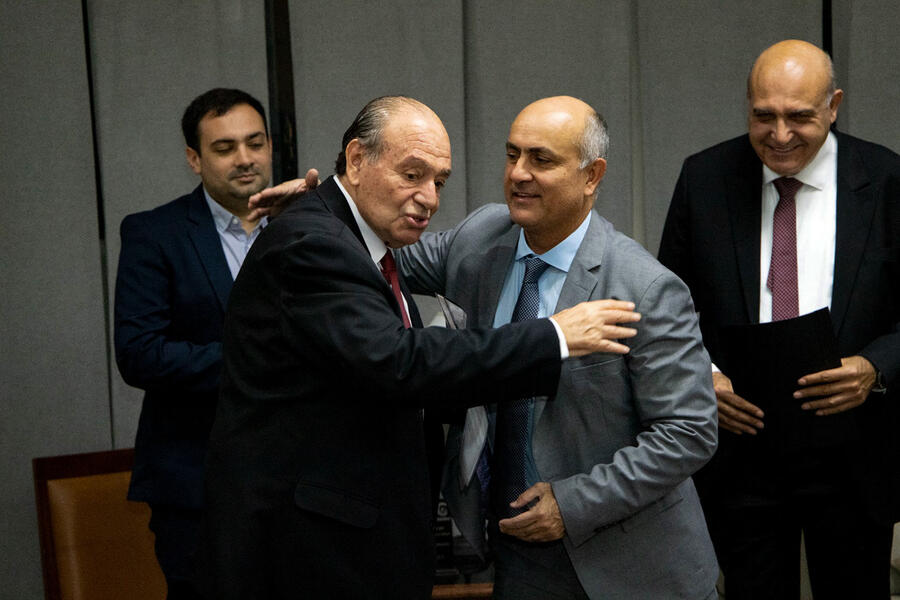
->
[379, 250, 411, 329]
[768, 177, 802, 321]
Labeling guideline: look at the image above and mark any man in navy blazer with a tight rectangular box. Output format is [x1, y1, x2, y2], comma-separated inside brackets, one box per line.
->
[658, 40, 900, 599]
[114, 88, 273, 599]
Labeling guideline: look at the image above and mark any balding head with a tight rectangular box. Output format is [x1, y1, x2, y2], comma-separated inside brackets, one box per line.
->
[504, 96, 608, 253]
[747, 40, 843, 176]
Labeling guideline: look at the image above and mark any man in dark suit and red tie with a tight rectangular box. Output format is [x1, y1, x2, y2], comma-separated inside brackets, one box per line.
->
[199, 95, 641, 599]
[658, 39, 900, 599]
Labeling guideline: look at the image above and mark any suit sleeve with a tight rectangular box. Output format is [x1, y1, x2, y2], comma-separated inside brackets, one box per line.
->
[397, 204, 498, 296]
[114, 214, 223, 395]
[551, 271, 718, 546]
[276, 228, 560, 406]
[657, 162, 698, 309]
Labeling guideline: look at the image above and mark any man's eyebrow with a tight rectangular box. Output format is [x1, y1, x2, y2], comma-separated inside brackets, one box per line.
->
[506, 141, 556, 156]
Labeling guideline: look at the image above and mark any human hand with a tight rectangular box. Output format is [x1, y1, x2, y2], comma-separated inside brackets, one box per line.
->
[551, 300, 640, 357]
[247, 168, 319, 220]
[712, 371, 764, 435]
[794, 355, 875, 416]
[497, 482, 565, 542]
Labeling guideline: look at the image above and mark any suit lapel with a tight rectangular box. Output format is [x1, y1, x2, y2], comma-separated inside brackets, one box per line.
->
[186, 186, 232, 313]
[472, 227, 518, 329]
[831, 133, 874, 336]
[318, 177, 423, 327]
[534, 211, 605, 425]
[726, 140, 763, 323]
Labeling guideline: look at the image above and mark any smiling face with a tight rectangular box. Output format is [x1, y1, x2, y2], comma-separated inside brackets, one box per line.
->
[504, 97, 606, 254]
[186, 103, 272, 213]
[747, 40, 842, 176]
[344, 105, 451, 248]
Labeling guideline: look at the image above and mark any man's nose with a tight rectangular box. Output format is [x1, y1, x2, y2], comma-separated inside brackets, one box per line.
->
[235, 144, 253, 165]
[509, 157, 532, 181]
[773, 119, 793, 145]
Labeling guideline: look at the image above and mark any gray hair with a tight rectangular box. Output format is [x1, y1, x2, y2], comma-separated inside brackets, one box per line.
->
[334, 96, 428, 174]
[578, 109, 609, 167]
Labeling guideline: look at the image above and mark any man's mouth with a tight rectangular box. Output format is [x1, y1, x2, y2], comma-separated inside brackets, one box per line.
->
[406, 214, 430, 228]
[233, 171, 259, 183]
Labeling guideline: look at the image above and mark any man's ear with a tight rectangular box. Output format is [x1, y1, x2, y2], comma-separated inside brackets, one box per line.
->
[186, 147, 202, 175]
[583, 158, 607, 197]
[344, 139, 363, 186]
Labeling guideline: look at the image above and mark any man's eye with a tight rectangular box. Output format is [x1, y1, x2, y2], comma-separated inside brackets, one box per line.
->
[435, 180, 446, 190]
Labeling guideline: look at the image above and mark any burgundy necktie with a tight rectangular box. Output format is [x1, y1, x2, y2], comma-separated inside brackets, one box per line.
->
[379, 250, 411, 329]
[768, 177, 802, 321]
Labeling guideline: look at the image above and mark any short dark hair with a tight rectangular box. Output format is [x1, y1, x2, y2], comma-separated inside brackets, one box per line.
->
[334, 96, 426, 175]
[181, 88, 268, 153]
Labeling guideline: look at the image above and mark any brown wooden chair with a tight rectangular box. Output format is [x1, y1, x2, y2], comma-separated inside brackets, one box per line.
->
[431, 582, 493, 599]
[32, 448, 166, 600]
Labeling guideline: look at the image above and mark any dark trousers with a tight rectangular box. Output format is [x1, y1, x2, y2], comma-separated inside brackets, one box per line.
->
[491, 526, 589, 600]
[702, 445, 892, 600]
[148, 504, 204, 600]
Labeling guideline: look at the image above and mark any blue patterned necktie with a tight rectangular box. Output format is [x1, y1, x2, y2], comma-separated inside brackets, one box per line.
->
[492, 254, 549, 518]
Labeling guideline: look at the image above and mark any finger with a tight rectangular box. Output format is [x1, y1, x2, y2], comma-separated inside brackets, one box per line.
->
[797, 365, 850, 386]
[510, 487, 540, 508]
[717, 391, 764, 419]
[719, 418, 752, 435]
[718, 411, 760, 435]
[593, 300, 636, 311]
[815, 398, 865, 416]
[599, 324, 638, 339]
[305, 168, 320, 188]
[498, 513, 535, 532]
[603, 309, 642, 324]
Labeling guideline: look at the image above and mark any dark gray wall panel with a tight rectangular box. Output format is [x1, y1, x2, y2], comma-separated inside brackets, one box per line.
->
[463, 0, 635, 234]
[289, 0, 468, 232]
[0, 2, 110, 597]
[636, 1, 821, 253]
[834, 0, 900, 153]
[86, 0, 269, 449]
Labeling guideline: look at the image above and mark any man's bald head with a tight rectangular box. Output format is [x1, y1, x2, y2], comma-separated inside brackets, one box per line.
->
[746, 40, 843, 176]
[504, 96, 608, 254]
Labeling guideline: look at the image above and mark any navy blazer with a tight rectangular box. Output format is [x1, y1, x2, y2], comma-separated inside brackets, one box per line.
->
[658, 131, 900, 524]
[114, 185, 232, 509]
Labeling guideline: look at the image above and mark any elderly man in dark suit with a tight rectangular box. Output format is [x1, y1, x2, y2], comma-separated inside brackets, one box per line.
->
[658, 39, 900, 599]
[114, 88, 273, 599]
[200, 95, 640, 599]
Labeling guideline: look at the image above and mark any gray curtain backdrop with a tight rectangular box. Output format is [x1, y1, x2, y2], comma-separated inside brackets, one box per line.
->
[2, 1, 897, 596]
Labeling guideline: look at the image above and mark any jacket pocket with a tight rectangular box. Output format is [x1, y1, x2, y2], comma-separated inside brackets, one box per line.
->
[294, 481, 379, 528]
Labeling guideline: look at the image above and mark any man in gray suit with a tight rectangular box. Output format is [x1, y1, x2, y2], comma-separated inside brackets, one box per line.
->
[397, 96, 719, 599]
[252, 96, 719, 599]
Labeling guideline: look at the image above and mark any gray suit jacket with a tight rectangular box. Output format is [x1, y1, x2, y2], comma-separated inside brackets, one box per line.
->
[399, 204, 719, 600]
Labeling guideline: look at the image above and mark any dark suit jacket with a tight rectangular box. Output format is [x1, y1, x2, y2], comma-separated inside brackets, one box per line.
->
[200, 177, 563, 599]
[115, 185, 232, 510]
[658, 131, 900, 524]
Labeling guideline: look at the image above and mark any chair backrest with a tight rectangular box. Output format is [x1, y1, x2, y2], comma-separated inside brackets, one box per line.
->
[33, 448, 166, 600]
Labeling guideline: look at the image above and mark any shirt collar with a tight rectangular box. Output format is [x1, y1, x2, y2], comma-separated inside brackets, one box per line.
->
[762, 131, 837, 191]
[203, 188, 267, 233]
[515, 211, 592, 272]
[334, 176, 389, 264]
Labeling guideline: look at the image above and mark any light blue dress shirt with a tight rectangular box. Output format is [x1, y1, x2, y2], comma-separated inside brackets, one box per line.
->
[204, 189, 267, 280]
